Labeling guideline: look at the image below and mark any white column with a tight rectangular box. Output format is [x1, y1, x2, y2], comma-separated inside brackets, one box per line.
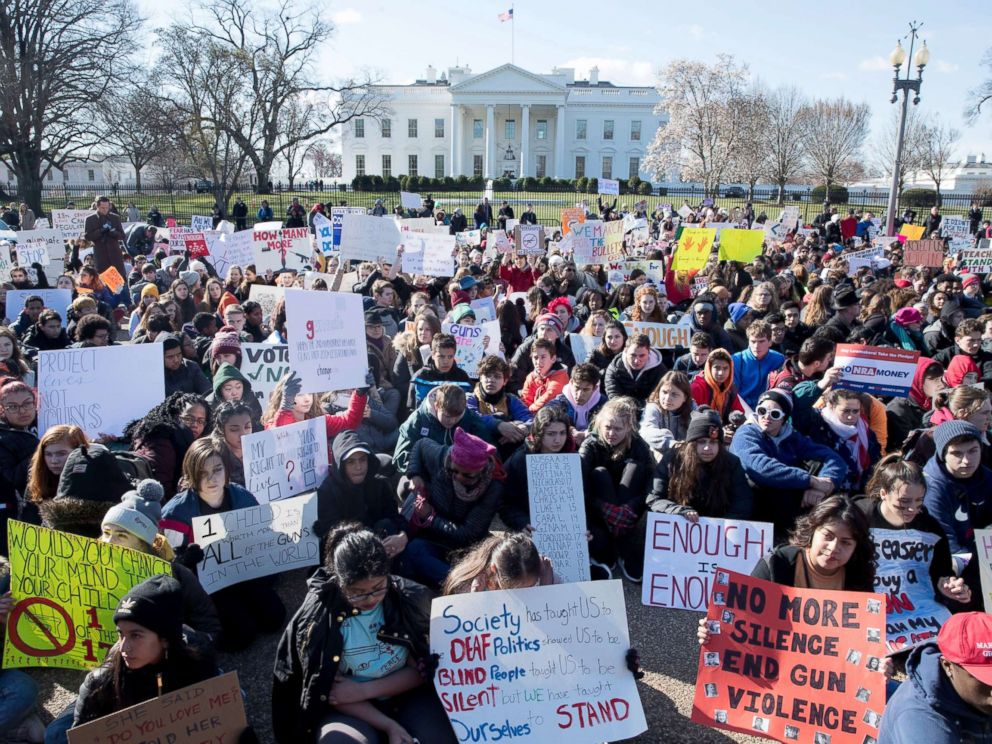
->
[520, 104, 530, 178]
[485, 104, 495, 179]
[449, 104, 461, 177]
[554, 105, 566, 178]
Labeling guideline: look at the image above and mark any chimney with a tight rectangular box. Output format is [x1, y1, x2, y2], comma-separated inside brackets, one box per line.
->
[589, 66, 599, 86]
[425, 65, 436, 84]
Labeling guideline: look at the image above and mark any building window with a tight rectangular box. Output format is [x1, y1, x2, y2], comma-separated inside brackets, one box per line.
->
[630, 120, 641, 141]
[408, 155, 418, 177]
[354, 119, 365, 138]
[629, 157, 640, 179]
[536, 155, 547, 178]
[473, 119, 483, 139]
[536, 120, 548, 140]
[604, 120, 614, 140]
[88, 169, 95, 182]
[381, 119, 391, 138]
[505, 119, 516, 140]
[435, 154, 444, 178]
[47, 170, 54, 182]
[408, 119, 418, 138]
[602, 156, 613, 180]
[473, 155, 483, 177]
[575, 156, 585, 179]
[435, 118, 445, 138]
[355, 155, 365, 177]
[576, 119, 587, 140]
[382, 155, 391, 178]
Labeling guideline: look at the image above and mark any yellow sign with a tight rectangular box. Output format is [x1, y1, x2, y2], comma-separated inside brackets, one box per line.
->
[3, 521, 171, 670]
[672, 228, 716, 271]
[99, 266, 125, 294]
[719, 229, 764, 263]
[900, 224, 926, 240]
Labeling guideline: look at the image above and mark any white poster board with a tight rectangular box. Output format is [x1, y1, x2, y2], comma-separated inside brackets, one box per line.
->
[526, 454, 590, 583]
[252, 226, 313, 273]
[312, 212, 334, 255]
[210, 230, 255, 279]
[302, 271, 336, 290]
[16, 240, 49, 267]
[284, 288, 368, 393]
[470, 297, 496, 323]
[247, 284, 285, 324]
[190, 215, 213, 231]
[16, 229, 64, 261]
[0, 243, 11, 283]
[37, 345, 165, 438]
[568, 333, 599, 364]
[241, 343, 290, 409]
[51, 209, 92, 240]
[400, 191, 423, 210]
[431, 580, 647, 743]
[641, 513, 772, 610]
[5, 289, 72, 322]
[441, 321, 486, 378]
[339, 213, 400, 263]
[598, 178, 620, 196]
[330, 207, 367, 247]
[242, 417, 329, 503]
[976, 528, 992, 614]
[515, 224, 544, 255]
[401, 232, 456, 277]
[621, 321, 691, 350]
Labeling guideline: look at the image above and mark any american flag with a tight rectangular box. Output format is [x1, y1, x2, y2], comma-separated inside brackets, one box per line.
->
[498, 8, 513, 21]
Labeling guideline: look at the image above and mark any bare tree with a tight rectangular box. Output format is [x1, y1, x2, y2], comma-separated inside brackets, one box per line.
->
[917, 116, 961, 203]
[797, 98, 871, 196]
[644, 55, 750, 198]
[728, 88, 772, 201]
[0, 0, 140, 213]
[966, 48, 992, 125]
[871, 107, 926, 195]
[764, 86, 808, 204]
[280, 97, 318, 190]
[307, 142, 341, 179]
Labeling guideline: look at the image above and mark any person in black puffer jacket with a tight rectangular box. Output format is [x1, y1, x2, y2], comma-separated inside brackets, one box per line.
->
[0, 380, 38, 558]
[124, 393, 207, 502]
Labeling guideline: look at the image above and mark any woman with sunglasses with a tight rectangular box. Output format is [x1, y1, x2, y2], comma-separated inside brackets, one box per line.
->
[730, 388, 848, 541]
[272, 523, 455, 744]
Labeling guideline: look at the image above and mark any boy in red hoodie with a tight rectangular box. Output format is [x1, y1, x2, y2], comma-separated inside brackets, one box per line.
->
[520, 338, 569, 412]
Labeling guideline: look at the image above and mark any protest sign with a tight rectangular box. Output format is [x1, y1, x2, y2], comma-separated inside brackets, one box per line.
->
[431, 580, 647, 743]
[211, 230, 256, 279]
[672, 228, 716, 271]
[455, 229, 483, 248]
[843, 246, 888, 275]
[602, 220, 625, 262]
[192, 493, 319, 593]
[247, 283, 285, 324]
[718, 229, 763, 263]
[302, 270, 336, 290]
[252, 225, 312, 273]
[330, 206, 367, 248]
[38, 345, 164, 438]
[570, 219, 606, 264]
[900, 223, 926, 241]
[5, 288, 71, 322]
[975, 529, 992, 613]
[67, 672, 247, 744]
[568, 333, 599, 364]
[690, 275, 710, 297]
[692, 569, 886, 744]
[340, 213, 401, 263]
[903, 239, 945, 268]
[242, 417, 329, 503]
[607, 260, 665, 288]
[190, 215, 213, 231]
[402, 232, 456, 277]
[16, 229, 65, 261]
[51, 209, 91, 240]
[182, 231, 210, 259]
[526, 454, 590, 583]
[642, 514, 772, 611]
[514, 224, 544, 255]
[3, 521, 171, 670]
[400, 191, 423, 210]
[490, 229, 513, 253]
[871, 526, 951, 653]
[833, 344, 920, 398]
[15, 238, 49, 267]
[442, 321, 487, 377]
[958, 243, 992, 274]
[471, 297, 497, 323]
[622, 321, 691, 350]
[99, 266, 125, 294]
[942, 215, 970, 240]
[561, 207, 586, 236]
[598, 178, 620, 196]
[284, 288, 367, 393]
[0, 242, 12, 283]
[241, 343, 290, 408]
[312, 211, 334, 255]
[399, 217, 441, 233]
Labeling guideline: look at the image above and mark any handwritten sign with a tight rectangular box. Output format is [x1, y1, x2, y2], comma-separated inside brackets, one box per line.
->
[67, 672, 247, 744]
[598, 220, 623, 262]
[598, 178, 620, 196]
[209, 230, 255, 278]
[16, 229, 64, 261]
[903, 239, 944, 267]
[192, 493, 319, 593]
[958, 245, 992, 274]
[3, 521, 171, 670]
[514, 225, 544, 255]
[247, 284, 285, 325]
[252, 226, 312, 273]
[456, 229, 483, 248]
[37, 345, 165, 438]
[491, 229, 513, 253]
[942, 216, 970, 240]
[0, 242, 11, 282]
[5, 289, 72, 323]
[642, 514, 772, 611]
[51, 209, 91, 240]
[242, 417, 329, 503]
[15, 239, 49, 267]
[400, 191, 423, 210]
[431, 580, 647, 743]
[471, 297, 497, 323]
[973, 528, 992, 613]
[526, 454, 590, 583]
[442, 321, 487, 378]
[182, 231, 210, 259]
[833, 344, 920, 398]
[692, 569, 886, 744]
[561, 208, 586, 236]
[569, 220, 605, 265]
[99, 266, 125, 294]
[607, 260, 664, 288]
[672, 228, 716, 271]
[331, 206, 367, 247]
[190, 215, 213, 231]
[285, 288, 367, 393]
[241, 343, 290, 408]
[622, 321, 691, 350]
[402, 232, 456, 277]
[340, 213, 401, 263]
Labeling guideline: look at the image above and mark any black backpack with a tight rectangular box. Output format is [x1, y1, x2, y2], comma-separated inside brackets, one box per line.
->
[113, 451, 156, 484]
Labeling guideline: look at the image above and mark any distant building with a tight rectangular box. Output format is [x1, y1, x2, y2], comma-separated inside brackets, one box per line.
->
[850, 153, 992, 195]
[1, 157, 138, 190]
[341, 63, 667, 184]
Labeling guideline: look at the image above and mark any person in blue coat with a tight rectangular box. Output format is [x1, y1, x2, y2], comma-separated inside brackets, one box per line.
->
[730, 388, 847, 540]
[879, 612, 992, 743]
[731, 320, 785, 409]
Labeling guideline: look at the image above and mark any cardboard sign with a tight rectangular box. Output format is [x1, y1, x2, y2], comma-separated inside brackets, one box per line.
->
[514, 224, 544, 255]
[430, 580, 647, 743]
[5, 288, 72, 323]
[902, 239, 944, 268]
[603, 220, 625, 262]
[16, 229, 64, 261]
[973, 528, 992, 613]
[871, 526, 951, 653]
[284, 288, 367, 393]
[598, 178, 620, 196]
[241, 343, 290, 408]
[15, 239, 49, 267]
[242, 417, 329, 503]
[470, 297, 497, 323]
[900, 223, 926, 241]
[400, 191, 423, 210]
[402, 232, 456, 277]
[672, 228, 716, 271]
[568, 333, 599, 364]
[833, 344, 920, 398]
[37, 345, 165, 438]
[340, 213, 401, 263]
[622, 321, 691, 350]
[571, 219, 606, 264]
[331, 206, 368, 247]
[561, 207, 586, 236]
[190, 215, 213, 231]
[692, 569, 887, 744]
[455, 229, 483, 248]
[252, 225, 312, 273]
[3, 521, 171, 670]
[67, 672, 247, 744]
[718, 229, 764, 263]
[183, 231, 210, 258]
[192, 493, 319, 593]
[642, 514, 772, 611]
[843, 247, 888, 276]
[442, 321, 487, 378]
[209, 230, 254, 278]
[50, 209, 91, 240]
[99, 266, 125, 294]
[247, 283, 285, 325]
[526, 454, 590, 583]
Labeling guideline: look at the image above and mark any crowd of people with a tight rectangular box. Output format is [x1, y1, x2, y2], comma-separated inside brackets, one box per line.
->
[0, 192, 991, 743]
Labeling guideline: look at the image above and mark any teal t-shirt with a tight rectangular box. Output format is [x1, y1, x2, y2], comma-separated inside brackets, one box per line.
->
[339, 604, 409, 682]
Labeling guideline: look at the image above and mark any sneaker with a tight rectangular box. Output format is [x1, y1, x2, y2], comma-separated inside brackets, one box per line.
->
[618, 557, 643, 584]
[589, 560, 613, 581]
[6, 712, 45, 743]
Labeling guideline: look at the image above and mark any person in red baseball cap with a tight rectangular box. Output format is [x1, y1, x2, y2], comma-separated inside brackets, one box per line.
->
[879, 612, 992, 742]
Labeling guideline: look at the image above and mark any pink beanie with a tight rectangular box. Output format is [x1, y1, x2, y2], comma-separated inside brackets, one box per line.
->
[893, 307, 923, 327]
[450, 427, 495, 471]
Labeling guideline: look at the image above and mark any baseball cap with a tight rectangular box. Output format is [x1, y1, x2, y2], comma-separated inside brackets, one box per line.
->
[938, 612, 992, 685]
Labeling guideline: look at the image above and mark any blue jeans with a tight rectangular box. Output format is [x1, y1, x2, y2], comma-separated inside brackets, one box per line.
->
[44, 702, 75, 744]
[0, 669, 38, 729]
[396, 538, 451, 589]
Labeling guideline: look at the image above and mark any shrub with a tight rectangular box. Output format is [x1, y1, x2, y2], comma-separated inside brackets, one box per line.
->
[811, 184, 850, 204]
[540, 176, 553, 188]
[371, 175, 384, 191]
[902, 188, 938, 208]
[587, 178, 598, 194]
[637, 181, 654, 196]
[383, 176, 400, 192]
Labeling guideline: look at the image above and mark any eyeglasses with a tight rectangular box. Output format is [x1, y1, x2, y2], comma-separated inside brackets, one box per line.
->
[344, 584, 388, 603]
[2, 401, 36, 413]
[755, 406, 785, 421]
[181, 415, 207, 427]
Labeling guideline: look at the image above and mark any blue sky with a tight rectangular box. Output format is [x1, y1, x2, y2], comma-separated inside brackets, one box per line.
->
[138, 0, 992, 162]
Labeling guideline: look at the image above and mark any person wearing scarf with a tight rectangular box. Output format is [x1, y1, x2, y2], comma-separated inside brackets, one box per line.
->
[811, 389, 881, 493]
[690, 348, 745, 422]
[887, 357, 946, 455]
[466, 355, 532, 459]
[886, 306, 927, 352]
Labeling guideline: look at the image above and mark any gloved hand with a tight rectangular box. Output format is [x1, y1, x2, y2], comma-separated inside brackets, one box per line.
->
[279, 371, 302, 410]
[626, 648, 645, 680]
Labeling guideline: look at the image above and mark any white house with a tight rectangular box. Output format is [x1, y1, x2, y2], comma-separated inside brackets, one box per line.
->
[850, 154, 992, 196]
[341, 63, 666, 184]
[1, 157, 138, 189]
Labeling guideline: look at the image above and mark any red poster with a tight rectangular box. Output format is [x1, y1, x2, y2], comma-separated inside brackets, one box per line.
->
[692, 569, 886, 744]
[183, 232, 210, 258]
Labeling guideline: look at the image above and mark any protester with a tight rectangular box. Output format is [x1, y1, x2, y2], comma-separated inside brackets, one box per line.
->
[21, 424, 89, 525]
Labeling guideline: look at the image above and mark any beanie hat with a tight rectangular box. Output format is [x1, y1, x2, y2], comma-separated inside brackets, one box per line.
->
[450, 427, 496, 472]
[831, 285, 859, 309]
[728, 302, 751, 325]
[686, 408, 723, 443]
[963, 274, 981, 288]
[757, 388, 794, 418]
[934, 420, 982, 460]
[141, 284, 160, 300]
[535, 312, 565, 337]
[180, 270, 200, 288]
[893, 307, 923, 327]
[211, 331, 241, 359]
[450, 289, 471, 307]
[102, 479, 165, 547]
[189, 260, 207, 273]
[548, 254, 565, 268]
[451, 304, 476, 324]
[547, 297, 573, 317]
[56, 444, 132, 504]
[114, 574, 183, 641]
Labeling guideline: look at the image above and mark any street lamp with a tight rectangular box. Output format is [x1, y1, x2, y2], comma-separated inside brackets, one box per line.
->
[885, 22, 929, 234]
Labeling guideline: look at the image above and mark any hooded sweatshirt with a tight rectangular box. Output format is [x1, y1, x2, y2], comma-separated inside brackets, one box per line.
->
[393, 387, 497, 472]
[603, 347, 667, 405]
[206, 362, 263, 427]
[923, 453, 992, 560]
[731, 347, 786, 409]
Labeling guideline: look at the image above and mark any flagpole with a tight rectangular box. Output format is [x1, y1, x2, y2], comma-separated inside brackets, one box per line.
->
[511, 5, 515, 65]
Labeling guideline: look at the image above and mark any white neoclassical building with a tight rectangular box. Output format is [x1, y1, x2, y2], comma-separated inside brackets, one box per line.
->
[340, 63, 666, 184]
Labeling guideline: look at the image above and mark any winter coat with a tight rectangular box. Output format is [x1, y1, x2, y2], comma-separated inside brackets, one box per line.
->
[647, 446, 752, 519]
[689, 373, 744, 422]
[578, 432, 654, 512]
[171, 560, 223, 642]
[639, 403, 692, 452]
[934, 344, 992, 385]
[325, 393, 399, 454]
[807, 410, 882, 493]
[722, 320, 748, 353]
[520, 366, 569, 412]
[686, 308, 734, 354]
[131, 419, 195, 502]
[204, 363, 263, 427]
[922, 455, 992, 557]
[510, 335, 576, 392]
[604, 348, 667, 405]
[466, 389, 534, 427]
[729, 421, 848, 491]
[164, 359, 211, 397]
[887, 396, 927, 455]
[21, 325, 71, 351]
[159, 483, 258, 549]
[549, 390, 605, 430]
[408, 358, 473, 409]
[393, 387, 496, 472]
[267, 391, 367, 458]
[731, 348, 786, 409]
[0, 421, 37, 556]
[271, 569, 432, 743]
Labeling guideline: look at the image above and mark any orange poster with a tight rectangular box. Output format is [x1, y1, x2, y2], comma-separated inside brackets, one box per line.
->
[561, 207, 586, 236]
[692, 569, 886, 744]
[899, 223, 926, 240]
[99, 266, 125, 294]
[672, 228, 716, 272]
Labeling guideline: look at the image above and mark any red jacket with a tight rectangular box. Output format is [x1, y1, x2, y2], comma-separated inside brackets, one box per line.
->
[521, 367, 568, 412]
[499, 264, 540, 293]
[266, 391, 368, 461]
